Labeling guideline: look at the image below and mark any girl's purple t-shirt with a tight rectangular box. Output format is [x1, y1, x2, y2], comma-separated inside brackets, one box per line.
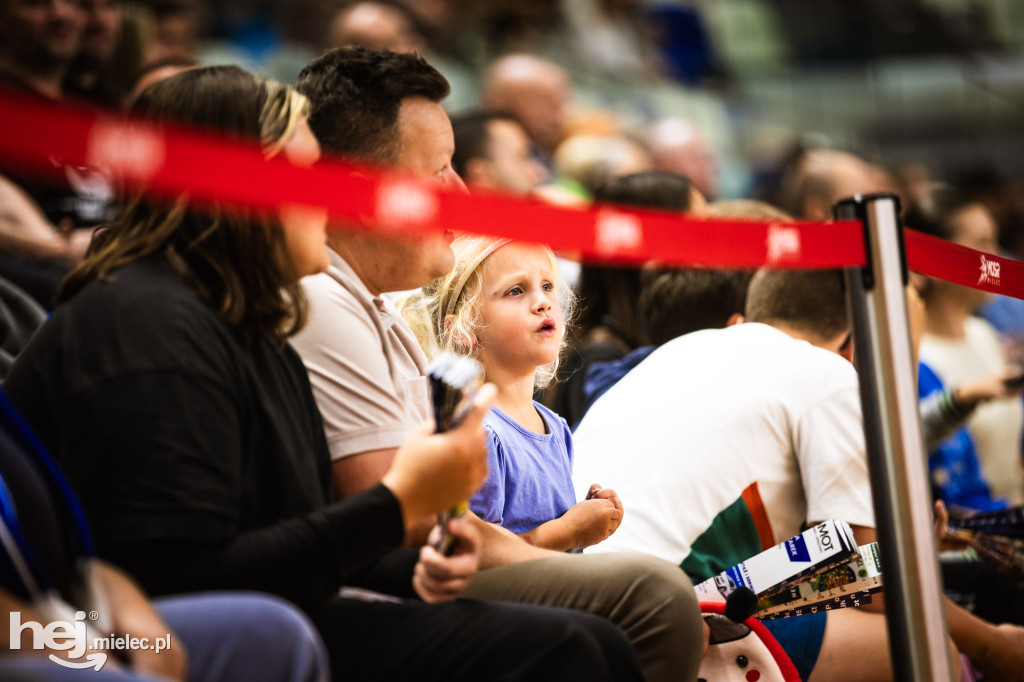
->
[469, 402, 577, 537]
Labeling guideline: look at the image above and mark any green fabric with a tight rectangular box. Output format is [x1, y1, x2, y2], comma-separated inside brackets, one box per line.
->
[680, 493, 765, 581]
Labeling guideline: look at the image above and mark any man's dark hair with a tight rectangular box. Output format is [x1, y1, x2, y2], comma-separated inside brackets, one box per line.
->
[745, 269, 849, 341]
[903, 184, 974, 242]
[295, 46, 449, 164]
[640, 269, 752, 345]
[450, 110, 521, 177]
[572, 171, 695, 348]
[639, 201, 788, 345]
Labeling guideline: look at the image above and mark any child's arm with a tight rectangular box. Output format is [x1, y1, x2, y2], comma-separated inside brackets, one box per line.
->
[518, 484, 624, 551]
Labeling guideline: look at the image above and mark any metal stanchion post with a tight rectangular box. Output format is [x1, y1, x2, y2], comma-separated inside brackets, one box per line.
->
[834, 193, 954, 682]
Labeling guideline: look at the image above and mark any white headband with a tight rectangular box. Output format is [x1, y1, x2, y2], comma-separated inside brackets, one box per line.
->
[443, 238, 512, 318]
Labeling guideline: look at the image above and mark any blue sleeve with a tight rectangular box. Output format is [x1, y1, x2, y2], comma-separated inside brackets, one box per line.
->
[468, 428, 507, 525]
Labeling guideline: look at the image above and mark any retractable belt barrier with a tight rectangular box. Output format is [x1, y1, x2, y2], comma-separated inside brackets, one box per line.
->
[1, 93, 1022, 300]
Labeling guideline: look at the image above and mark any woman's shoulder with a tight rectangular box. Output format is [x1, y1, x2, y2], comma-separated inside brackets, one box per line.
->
[46, 260, 243, 384]
[66, 260, 209, 321]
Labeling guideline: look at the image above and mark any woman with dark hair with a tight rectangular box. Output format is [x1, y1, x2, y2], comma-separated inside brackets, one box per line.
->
[546, 170, 702, 428]
[5, 66, 643, 681]
[906, 185, 1024, 507]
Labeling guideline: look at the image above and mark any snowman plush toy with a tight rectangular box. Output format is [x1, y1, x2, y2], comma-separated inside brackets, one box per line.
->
[698, 602, 801, 682]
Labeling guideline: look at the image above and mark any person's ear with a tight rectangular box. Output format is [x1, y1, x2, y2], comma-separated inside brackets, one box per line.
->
[443, 314, 477, 349]
[725, 313, 745, 327]
[837, 329, 855, 363]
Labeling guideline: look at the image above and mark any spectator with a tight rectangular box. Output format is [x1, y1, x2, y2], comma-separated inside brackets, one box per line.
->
[451, 111, 547, 195]
[0, 390, 329, 682]
[324, 1, 425, 55]
[573, 265, 1024, 681]
[481, 54, 571, 163]
[646, 117, 719, 200]
[580, 198, 770, 417]
[907, 185, 1024, 505]
[5, 65, 644, 682]
[0, 0, 117, 308]
[401, 235, 623, 551]
[291, 46, 705, 682]
[546, 170, 697, 428]
[0, 0, 83, 100]
[777, 148, 886, 220]
[561, 0, 665, 82]
[551, 133, 652, 200]
[63, 0, 151, 107]
[146, 0, 199, 63]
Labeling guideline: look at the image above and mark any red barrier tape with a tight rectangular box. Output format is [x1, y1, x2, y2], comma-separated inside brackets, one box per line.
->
[906, 229, 1024, 299]
[0, 92, 864, 269]
[1, 92, 1023, 300]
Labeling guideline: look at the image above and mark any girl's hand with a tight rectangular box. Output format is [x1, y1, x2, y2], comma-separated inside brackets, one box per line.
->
[414, 519, 481, 602]
[563, 496, 624, 548]
[586, 483, 624, 515]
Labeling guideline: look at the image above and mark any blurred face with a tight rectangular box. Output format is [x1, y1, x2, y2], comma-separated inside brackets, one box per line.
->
[389, 96, 465, 285]
[328, 2, 423, 54]
[479, 119, 546, 195]
[473, 243, 564, 376]
[951, 203, 999, 306]
[513, 74, 569, 155]
[279, 117, 329, 278]
[77, 0, 119, 63]
[0, 0, 83, 71]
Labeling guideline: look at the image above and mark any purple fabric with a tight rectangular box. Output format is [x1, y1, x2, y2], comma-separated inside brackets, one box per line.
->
[469, 403, 577, 537]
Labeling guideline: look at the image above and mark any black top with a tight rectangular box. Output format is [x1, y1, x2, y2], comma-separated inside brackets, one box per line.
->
[5, 259, 410, 609]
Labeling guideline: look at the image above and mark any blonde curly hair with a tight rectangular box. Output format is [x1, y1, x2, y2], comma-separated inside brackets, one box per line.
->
[398, 235, 575, 388]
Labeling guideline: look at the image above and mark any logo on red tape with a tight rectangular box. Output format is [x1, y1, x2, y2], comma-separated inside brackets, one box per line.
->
[375, 179, 439, 229]
[766, 225, 802, 265]
[87, 122, 164, 181]
[595, 210, 643, 255]
[978, 254, 1001, 287]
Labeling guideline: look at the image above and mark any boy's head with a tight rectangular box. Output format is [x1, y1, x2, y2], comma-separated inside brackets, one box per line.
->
[745, 268, 851, 353]
[640, 200, 784, 345]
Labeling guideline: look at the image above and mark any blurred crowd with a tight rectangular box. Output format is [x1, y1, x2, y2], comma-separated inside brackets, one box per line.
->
[1, 1, 1024, 681]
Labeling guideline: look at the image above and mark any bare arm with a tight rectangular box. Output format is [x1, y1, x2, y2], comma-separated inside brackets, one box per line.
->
[0, 175, 85, 261]
[93, 562, 188, 681]
[333, 447, 398, 500]
[469, 514, 557, 569]
[849, 522, 1024, 681]
[517, 497, 622, 552]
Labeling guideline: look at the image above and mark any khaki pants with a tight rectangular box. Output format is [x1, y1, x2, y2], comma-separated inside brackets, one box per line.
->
[464, 552, 703, 682]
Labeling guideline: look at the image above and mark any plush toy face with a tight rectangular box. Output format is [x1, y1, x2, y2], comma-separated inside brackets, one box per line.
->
[698, 614, 788, 682]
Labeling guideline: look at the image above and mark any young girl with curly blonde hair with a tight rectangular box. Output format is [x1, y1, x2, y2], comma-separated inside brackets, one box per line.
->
[402, 235, 623, 551]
